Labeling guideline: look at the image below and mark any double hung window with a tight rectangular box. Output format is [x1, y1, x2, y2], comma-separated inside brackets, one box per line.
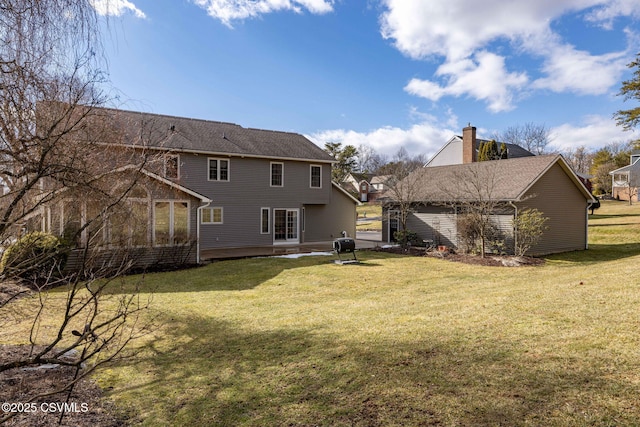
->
[271, 162, 284, 187]
[208, 158, 230, 181]
[310, 165, 322, 188]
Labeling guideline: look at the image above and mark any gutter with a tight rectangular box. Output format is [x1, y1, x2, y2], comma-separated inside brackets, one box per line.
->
[585, 200, 592, 250]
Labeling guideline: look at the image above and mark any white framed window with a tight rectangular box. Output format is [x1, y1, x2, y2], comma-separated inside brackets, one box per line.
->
[154, 200, 190, 246]
[260, 208, 270, 234]
[208, 158, 230, 181]
[201, 207, 223, 224]
[310, 165, 322, 188]
[108, 185, 150, 247]
[271, 162, 284, 187]
[164, 154, 179, 179]
[47, 185, 151, 248]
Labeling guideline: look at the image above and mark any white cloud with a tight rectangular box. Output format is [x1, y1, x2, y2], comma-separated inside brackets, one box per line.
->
[379, 0, 636, 112]
[307, 121, 456, 159]
[308, 115, 639, 162]
[193, 0, 334, 27]
[405, 51, 529, 112]
[585, 0, 640, 29]
[549, 115, 640, 151]
[533, 46, 628, 95]
[90, 0, 146, 18]
[379, 0, 579, 61]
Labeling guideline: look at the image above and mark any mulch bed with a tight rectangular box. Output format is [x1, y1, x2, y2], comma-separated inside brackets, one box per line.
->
[1, 280, 127, 426]
[371, 246, 545, 267]
[0, 345, 126, 427]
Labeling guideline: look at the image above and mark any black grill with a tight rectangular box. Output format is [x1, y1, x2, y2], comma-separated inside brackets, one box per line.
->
[333, 237, 357, 263]
[333, 237, 356, 253]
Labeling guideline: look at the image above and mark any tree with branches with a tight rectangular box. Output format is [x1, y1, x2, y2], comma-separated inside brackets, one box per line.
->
[500, 122, 551, 155]
[478, 140, 507, 161]
[513, 208, 548, 256]
[448, 162, 506, 257]
[324, 142, 358, 183]
[0, 1, 157, 423]
[380, 148, 426, 248]
[615, 52, 640, 132]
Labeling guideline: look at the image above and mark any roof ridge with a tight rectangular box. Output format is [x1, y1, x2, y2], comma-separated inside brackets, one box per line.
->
[99, 105, 244, 128]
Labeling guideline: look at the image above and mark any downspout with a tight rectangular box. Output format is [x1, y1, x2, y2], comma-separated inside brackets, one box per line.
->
[585, 200, 592, 250]
[508, 201, 518, 255]
[196, 200, 212, 264]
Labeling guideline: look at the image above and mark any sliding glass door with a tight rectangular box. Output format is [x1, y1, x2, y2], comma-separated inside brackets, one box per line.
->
[273, 209, 299, 244]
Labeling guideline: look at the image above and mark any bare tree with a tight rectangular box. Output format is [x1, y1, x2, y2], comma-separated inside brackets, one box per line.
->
[447, 162, 506, 257]
[500, 122, 551, 155]
[563, 145, 593, 175]
[0, 2, 157, 423]
[381, 148, 426, 247]
[356, 144, 387, 174]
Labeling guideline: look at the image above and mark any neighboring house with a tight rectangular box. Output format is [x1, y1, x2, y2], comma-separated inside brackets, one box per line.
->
[576, 172, 594, 194]
[370, 175, 390, 193]
[342, 173, 388, 203]
[610, 151, 640, 202]
[34, 107, 358, 268]
[382, 154, 594, 256]
[343, 172, 374, 202]
[425, 125, 534, 167]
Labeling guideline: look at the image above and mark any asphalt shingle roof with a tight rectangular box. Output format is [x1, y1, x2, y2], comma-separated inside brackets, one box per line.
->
[104, 108, 334, 162]
[474, 138, 535, 159]
[403, 155, 585, 202]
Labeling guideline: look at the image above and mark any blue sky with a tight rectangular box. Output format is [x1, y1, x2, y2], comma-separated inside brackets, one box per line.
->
[93, 0, 640, 159]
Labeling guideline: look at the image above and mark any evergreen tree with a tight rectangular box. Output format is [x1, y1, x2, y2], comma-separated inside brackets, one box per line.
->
[500, 142, 508, 159]
[324, 142, 358, 183]
[478, 140, 499, 161]
[477, 141, 487, 161]
[615, 53, 640, 131]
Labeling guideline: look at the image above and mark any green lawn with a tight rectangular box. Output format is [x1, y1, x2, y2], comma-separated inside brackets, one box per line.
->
[357, 203, 382, 231]
[7, 201, 640, 425]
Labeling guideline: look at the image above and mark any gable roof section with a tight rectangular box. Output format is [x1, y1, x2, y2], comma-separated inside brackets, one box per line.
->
[424, 136, 459, 167]
[332, 182, 361, 205]
[425, 135, 534, 167]
[136, 167, 212, 203]
[99, 107, 335, 163]
[610, 157, 640, 175]
[405, 155, 593, 203]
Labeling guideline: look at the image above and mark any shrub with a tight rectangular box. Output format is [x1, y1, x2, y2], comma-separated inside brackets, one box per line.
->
[0, 232, 67, 280]
[456, 214, 481, 254]
[513, 208, 548, 256]
[393, 229, 419, 247]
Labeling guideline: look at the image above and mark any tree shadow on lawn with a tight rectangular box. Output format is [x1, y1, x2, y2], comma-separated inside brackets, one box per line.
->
[546, 243, 640, 264]
[589, 213, 640, 220]
[106, 313, 639, 426]
[99, 256, 384, 295]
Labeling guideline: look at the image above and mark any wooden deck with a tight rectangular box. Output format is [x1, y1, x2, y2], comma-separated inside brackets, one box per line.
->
[200, 239, 378, 261]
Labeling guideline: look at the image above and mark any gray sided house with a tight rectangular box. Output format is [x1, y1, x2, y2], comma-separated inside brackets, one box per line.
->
[610, 151, 640, 202]
[382, 155, 594, 256]
[35, 107, 358, 268]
